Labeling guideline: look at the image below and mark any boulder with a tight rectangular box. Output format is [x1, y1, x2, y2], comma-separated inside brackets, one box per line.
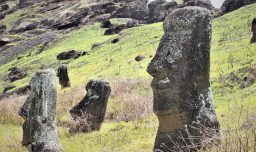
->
[3, 84, 16, 93]
[18, 69, 63, 152]
[5, 67, 27, 82]
[70, 80, 111, 132]
[0, 37, 10, 47]
[147, 7, 220, 151]
[57, 64, 70, 89]
[221, 0, 256, 14]
[135, 55, 145, 62]
[180, 0, 214, 10]
[0, 13, 5, 20]
[12, 21, 39, 33]
[251, 18, 256, 44]
[56, 50, 87, 60]
[104, 20, 140, 35]
[111, 38, 119, 43]
[100, 20, 112, 28]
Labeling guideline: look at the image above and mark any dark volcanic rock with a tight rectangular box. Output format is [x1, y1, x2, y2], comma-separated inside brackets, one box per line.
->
[104, 20, 139, 35]
[111, 38, 119, 43]
[12, 21, 39, 33]
[5, 67, 27, 82]
[0, 37, 10, 47]
[221, 0, 256, 14]
[251, 18, 256, 44]
[57, 64, 71, 89]
[3, 84, 16, 93]
[147, 7, 220, 151]
[0, 4, 9, 11]
[0, 13, 5, 20]
[70, 80, 111, 133]
[18, 69, 63, 152]
[57, 50, 86, 60]
[181, 0, 214, 10]
[135, 55, 145, 62]
[101, 20, 112, 28]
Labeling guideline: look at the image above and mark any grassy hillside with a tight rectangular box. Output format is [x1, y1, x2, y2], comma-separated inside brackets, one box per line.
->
[0, 3, 256, 152]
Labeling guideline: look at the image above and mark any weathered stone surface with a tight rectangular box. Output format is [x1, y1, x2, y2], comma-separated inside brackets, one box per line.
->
[57, 50, 86, 60]
[180, 0, 214, 10]
[0, 4, 9, 11]
[70, 80, 111, 132]
[251, 18, 256, 44]
[18, 69, 63, 152]
[57, 64, 70, 89]
[12, 21, 39, 33]
[147, 7, 220, 151]
[104, 20, 140, 35]
[5, 67, 27, 82]
[0, 37, 10, 47]
[221, 0, 256, 14]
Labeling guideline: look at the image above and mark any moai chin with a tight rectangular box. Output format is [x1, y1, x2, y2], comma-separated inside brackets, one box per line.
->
[147, 6, 220, 151]
[19, 69, 63, 152]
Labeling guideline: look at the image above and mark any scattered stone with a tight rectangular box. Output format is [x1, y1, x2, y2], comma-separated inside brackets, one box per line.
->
[57, 50, 86, 60]
[3, 84, 16, 93]
[111, 38, 119, 43]
[0, 85, 30, 101]
[0, 4, 9, 11]
[5, 67, 27, 82]
[221, 0, 256, 14]
[12, 21, 39, 33]
[100, 20, 112, 28]
[18, 69, 63, 152]
[36, 42, 49, 54]
[135, 55, 145, 62]
[251, 18, 256, 44]
[0, 13, 5, 20]
[147, 7, 220, 151]
[0, 37, 10, 47]
[91, 43, 101, 49]
[70, 80, 111, 132]
[180, 0, 214, 10]
[57, 64, 70, 89]
[104, 20, 139, 35]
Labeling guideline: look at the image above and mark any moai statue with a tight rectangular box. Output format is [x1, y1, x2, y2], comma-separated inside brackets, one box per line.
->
[147, 7, 220, 151]
[70, 80, 111, 132]
[19, 69, 63, 152]
[251, 18, 256, 44]
[57, 64, 71, 89]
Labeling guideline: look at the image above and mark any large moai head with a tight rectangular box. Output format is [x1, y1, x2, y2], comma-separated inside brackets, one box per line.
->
[147, 6, 220, 151]
[19, 69, 63, 152]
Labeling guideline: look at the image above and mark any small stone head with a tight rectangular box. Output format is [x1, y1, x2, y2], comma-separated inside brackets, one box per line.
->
[18, 69, 57, 146]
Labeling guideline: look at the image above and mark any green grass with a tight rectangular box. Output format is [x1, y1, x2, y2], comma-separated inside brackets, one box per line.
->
[0, 3, 256, 152]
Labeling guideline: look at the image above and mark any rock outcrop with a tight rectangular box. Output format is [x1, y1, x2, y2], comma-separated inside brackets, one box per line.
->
[56, 50, 87, 60]
[147, 7, 220, 151]
[19, 69, 63, 152]
[251, 18, 256, 44]
[4, 67, 27, 82]
[57, 64, 70, 89]
[70, 80, 111, 132]
[221, 0, 256, 14]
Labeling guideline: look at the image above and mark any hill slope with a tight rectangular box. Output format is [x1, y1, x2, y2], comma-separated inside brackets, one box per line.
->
[0, 3, 256, 152]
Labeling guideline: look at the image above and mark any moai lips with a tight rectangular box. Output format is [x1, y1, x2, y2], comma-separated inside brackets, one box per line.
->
[147, 6, 220, 151]
[19, 69, 63, 152]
